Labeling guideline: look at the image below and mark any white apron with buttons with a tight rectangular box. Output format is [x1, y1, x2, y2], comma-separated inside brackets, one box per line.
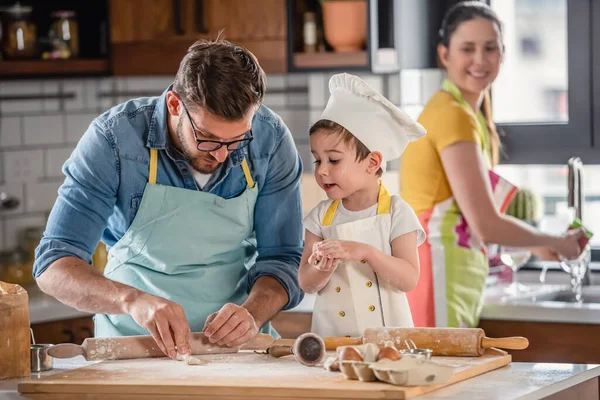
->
[311, 183, 414, 338]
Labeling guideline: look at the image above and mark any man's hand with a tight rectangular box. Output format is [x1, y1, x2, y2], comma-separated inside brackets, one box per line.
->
[202, 303, 259, 347]
[318, 240, 371, 262]
[125, 292, 191, 359]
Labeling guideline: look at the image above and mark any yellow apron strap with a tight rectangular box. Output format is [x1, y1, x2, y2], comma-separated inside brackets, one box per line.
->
[241, 158, 255, 189]
[148, 148, 158, 185]
[376, 181, 391, 215]
[321, 200, 340, 226]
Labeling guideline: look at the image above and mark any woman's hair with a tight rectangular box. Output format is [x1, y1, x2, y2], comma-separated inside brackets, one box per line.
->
[309, 119, 383, 177]
[439, 1, 503, 166]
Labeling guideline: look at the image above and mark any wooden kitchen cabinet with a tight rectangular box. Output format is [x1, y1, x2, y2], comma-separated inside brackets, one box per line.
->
[109, 0, 287, 76]
[31, 316, 94, 346]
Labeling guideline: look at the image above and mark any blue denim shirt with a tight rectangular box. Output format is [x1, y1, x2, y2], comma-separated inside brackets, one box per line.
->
[34, 87, 305, 310]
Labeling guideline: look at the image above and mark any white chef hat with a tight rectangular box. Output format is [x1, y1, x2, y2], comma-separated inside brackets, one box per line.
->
[319, 73, 426, 172]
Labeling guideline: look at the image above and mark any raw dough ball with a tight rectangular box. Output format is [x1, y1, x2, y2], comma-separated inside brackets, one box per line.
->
[175, 353, 209, 366]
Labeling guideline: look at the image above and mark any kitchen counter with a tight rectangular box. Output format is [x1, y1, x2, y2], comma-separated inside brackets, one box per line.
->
[1, 356, 599, 400]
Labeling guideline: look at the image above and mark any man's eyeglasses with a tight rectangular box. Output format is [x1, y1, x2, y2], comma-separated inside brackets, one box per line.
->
[180, 100, 253, 152]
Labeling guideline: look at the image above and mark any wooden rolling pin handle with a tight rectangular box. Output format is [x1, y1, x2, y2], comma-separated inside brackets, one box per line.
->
[481, 336, 529, 350]
[323, 337, 362, 350]
[267, 345, 293, 358]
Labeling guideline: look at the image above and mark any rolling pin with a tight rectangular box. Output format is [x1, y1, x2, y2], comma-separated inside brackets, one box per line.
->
[321, 327, 529, 357]
[48, 332, 276, 361]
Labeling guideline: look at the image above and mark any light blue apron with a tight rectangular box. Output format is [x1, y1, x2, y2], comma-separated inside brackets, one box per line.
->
[94, 147, 276, 337]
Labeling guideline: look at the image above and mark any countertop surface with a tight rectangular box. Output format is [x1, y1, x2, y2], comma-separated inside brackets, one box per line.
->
[1, 356, 599, 400]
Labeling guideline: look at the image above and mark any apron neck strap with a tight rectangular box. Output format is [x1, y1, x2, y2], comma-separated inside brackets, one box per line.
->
[321, 181, 391, 226]
[147, 148, 255, 188]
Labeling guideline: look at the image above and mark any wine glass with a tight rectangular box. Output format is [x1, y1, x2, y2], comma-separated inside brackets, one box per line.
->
[499, 246, 532, 296]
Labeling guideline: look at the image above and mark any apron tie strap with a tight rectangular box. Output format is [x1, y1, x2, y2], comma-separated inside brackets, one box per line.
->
[149, 148, 158, 185]
[321, 181, 391, 226]
[241, 158, 255, 189]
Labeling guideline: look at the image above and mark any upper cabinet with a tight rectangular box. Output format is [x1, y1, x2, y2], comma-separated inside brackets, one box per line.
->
[109, 0, 287, 75]
[287, 0, 442, 73]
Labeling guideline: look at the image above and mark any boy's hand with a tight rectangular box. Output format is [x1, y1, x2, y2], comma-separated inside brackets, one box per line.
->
[318, 240, 371, 262]
[312, 256, 340, 272]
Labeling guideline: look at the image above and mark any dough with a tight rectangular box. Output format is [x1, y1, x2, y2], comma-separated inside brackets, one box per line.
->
[175, 353, 209, 366]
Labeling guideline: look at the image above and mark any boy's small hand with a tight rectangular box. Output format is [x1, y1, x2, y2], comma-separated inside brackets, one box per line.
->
[318, 240, 370, 262]
[312, 256, 339, 272]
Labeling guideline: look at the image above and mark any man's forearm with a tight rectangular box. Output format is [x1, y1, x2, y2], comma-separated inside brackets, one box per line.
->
[241, 276, 289, 328]
[36, 256, 143, 315]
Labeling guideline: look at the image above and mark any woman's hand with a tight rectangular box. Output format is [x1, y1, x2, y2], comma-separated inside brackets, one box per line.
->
[551, 228, 587, 260]
[317, 240, 371, 262]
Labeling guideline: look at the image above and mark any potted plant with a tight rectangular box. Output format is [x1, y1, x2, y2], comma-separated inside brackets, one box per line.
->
[320, 0, 367, 52]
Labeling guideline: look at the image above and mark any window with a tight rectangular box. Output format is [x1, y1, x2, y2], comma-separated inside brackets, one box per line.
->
[488, 0, 593, 164]
[492, 0, 568, 123]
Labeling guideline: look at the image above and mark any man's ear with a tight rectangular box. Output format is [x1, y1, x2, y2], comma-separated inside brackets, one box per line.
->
[368, 151, 383, 174]
[166, 91, 181, 117]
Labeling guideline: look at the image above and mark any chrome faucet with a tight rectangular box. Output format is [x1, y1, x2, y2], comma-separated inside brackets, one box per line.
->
[566, 156, 592, 287]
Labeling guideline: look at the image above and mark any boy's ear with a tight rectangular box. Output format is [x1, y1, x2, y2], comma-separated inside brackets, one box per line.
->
[367, 151, 383, 174]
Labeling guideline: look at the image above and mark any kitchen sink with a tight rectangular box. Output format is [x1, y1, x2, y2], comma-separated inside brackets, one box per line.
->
[522, 286, 600, 304]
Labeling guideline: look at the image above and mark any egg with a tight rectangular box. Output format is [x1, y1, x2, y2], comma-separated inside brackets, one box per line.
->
[376, 346, 401, 361]
[339, 346, 364, 362]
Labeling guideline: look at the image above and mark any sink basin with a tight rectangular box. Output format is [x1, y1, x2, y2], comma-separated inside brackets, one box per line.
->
[522, 286, 600, 304]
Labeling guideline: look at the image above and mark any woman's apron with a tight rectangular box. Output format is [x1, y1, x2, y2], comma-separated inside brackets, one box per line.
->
[407, 80, 516, 328]
[95, 148, 277, 337]
[311, 182, 414, 338]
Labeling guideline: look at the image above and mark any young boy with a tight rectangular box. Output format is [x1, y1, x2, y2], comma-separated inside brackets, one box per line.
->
[298, 73, 427, 338]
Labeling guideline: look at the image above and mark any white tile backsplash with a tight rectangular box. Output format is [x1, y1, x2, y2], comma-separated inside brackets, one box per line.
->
[0, 81, 44, 114]
[401, 70, 423, 106]
[276, 110, 309, 140]
[286, 93, 309, 107]
[126, 77, 175, 94]
[63, 79, 85, 111]
[263, 93, 286, 108]
[4, 215, 48, 250]
[0, 183, 25, 215]
[308, 74, 328, 108]
[65, 113, 96, 143]
[0, 117, 23, 148]
[84, 79, 99, 111]
[0, 219, 4, 251]
[421, 69, 444, 103]
[266, 75, 286, 90]
[25, 181, 61, 213]
[46, 147, 74, 178]
[387, 74, 401, 105]
[43, 81, 61, 112]
[3, 150, 44, 182]
[96, 78, 115, 111]
[23, 115, 65, 145]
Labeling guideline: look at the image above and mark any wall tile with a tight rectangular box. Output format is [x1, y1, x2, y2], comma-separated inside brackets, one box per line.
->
[43, 81, 61, 112]
[276, 110, 309, 140]
[421, 69, 444, 103]
[0, 219, 5, 251]
[46, 147, 74, 178]
[359, 74, 384, 94]
[400, 70, 423, 106]
[96, 78, 115, 111]
[84, 79, 99, 111]
[4, 215, 48, 250]
[401, 105, 424, 120]
[3, 150, 44, 182]
[0, 80, 44, 113]
[287, 74, 309, 88]
[263, 94, 287, 109]
[307, 74, 328, 108]
[26, 181, 62, 213]
[126, 77, 174, 95]
[63, 79, 85, 111]
[266, 75, 286, 90]
[23, 115, 64, 145]
[0, 117, 22, 148]
[0, 183, 25, 215]
[286, 93, 309, 107]
[66, 113, 96, 143]
[387, 73, 401, 105]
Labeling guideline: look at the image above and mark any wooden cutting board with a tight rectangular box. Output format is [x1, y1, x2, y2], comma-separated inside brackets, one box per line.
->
[18, 349, 511, 399]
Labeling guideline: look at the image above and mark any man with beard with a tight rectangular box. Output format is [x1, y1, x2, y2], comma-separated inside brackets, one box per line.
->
[33, 39, 304, 360]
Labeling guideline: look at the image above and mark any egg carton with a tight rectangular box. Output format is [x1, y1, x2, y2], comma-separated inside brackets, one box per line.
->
[340, 357, 454, 386]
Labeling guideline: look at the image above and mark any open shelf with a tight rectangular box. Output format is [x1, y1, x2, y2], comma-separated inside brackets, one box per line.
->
[293, 51, 368, 69]
[0, 59, 110, 78]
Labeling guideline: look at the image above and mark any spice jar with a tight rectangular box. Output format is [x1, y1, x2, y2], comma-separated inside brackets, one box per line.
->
[48, 10, 78, 59]
[1, 2, 37, 59]
[0, 248, 33, 287]
[303, 12, 317, 53]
